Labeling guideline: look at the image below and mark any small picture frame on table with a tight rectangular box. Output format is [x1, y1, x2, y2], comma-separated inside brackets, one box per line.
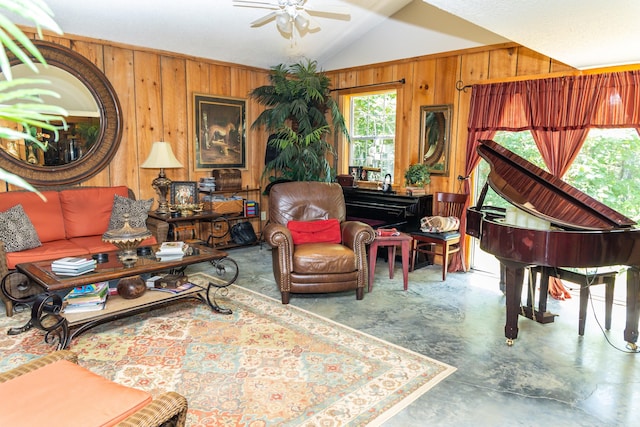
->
[170, 181, 198, 205]
[349, 165, 362, 181]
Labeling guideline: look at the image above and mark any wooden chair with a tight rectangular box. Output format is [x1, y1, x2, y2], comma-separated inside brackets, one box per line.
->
[410, 192, 468, 281]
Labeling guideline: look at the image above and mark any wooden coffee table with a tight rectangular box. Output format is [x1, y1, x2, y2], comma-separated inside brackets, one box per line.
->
[2, 243, 237, 349]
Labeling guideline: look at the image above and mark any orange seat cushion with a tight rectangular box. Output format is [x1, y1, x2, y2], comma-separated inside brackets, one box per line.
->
[0, 360, 152, 427]
[5, 240, 89, 270]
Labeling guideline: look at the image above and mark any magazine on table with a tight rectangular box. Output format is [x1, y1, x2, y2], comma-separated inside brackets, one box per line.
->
[149, 282, 197, 294]
[52, 257, 95, 268]
[63, 282, 109, 304]
[62, 301, 106, 313]
[53, 264, 97, 276]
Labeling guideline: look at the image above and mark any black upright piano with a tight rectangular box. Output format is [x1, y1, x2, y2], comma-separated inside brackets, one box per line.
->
[342, 187, 432, 232]
[467, 139, 640, 347]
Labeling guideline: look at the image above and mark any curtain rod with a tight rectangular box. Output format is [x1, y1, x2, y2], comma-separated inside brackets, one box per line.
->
[331, 78, 405, 92]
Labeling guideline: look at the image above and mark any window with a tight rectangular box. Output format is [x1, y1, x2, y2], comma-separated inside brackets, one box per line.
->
[478, 129, 640, 221]
[347, 90, 396, 182]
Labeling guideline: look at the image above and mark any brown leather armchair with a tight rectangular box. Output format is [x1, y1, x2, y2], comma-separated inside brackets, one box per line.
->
[264, 181, 375, 304]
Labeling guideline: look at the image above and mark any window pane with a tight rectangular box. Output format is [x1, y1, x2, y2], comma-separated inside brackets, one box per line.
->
[349, 91, 396, 181]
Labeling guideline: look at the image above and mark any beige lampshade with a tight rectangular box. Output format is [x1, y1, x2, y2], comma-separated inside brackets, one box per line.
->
[140, 141, 183, 169]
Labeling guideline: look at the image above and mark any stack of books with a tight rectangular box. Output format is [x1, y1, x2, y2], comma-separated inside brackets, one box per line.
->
[51, 257, 97, 276]
[62, 282, 109, 313]
[155, 241, 187, 261]
[244, 200, 258, 217]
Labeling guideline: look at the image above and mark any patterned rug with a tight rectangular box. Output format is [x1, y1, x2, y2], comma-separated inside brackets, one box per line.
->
[0, 273, 455, 426]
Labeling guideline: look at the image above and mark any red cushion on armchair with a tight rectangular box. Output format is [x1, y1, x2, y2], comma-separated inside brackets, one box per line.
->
[287, 219, 341, 245]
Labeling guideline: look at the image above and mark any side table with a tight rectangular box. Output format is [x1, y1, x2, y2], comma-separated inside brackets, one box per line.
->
[368, 232, 413, 292]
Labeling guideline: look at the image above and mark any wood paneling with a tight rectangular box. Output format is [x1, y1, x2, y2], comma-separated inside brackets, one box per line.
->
[6, 32, 640, 210]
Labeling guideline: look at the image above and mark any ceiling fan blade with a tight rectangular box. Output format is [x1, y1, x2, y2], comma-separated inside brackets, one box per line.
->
[305, 3, 350, 19]
[250, 11, 279, 27]
[233, 0, 279, 11]
[233, 0, 277, 6]
[296, 10, 320, 31]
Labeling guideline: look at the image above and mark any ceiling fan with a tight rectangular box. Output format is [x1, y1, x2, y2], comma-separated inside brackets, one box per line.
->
[233, 0, 350, 36]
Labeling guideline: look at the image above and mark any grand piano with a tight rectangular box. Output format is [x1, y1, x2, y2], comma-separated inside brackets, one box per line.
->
[467, 139, 640, 347]
[342, 187, 432, 231]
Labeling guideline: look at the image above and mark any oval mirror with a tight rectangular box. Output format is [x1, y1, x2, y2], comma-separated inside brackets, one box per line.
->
[0, 41, 122, 186]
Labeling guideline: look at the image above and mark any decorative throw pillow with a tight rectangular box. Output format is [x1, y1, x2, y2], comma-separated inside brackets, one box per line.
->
[0, 204, 42, 252]
[286, 218, 342, 245]
[107, 195, 153, 230]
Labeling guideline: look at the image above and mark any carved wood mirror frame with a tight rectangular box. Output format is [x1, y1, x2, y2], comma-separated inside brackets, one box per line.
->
[0, 40, 122, 186]
[418, 104, 452, 176]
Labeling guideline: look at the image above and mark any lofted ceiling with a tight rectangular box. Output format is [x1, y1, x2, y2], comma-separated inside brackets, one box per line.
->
[8, 0, 640, 71]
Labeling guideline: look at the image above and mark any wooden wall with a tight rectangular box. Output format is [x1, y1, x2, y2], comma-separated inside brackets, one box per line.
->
[7, 31, 640, 213]
[12, 31, 271, 207]
[325, 43, 581, 195]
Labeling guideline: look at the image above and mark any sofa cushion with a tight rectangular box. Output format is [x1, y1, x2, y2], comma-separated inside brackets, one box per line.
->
[287, 219, 342, 245]
[0, 204, 42, 252]
[108, 194, 153, 230]
[292, 242, 356, 274]
[5, 240, 90, 270]
[0, 190, 65, 242]
[69, 235, 157, 254]
[0, 359, 152, 427]
[59, 186, 129, 238]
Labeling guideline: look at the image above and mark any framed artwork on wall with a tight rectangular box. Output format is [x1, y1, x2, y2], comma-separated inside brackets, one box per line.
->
[170, 181, 198, 205]
[418, 104, 452, 176]
[194, 94, 246, 170]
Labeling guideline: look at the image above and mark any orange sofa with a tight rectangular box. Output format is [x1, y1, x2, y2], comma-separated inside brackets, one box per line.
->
[0, 186, 168, 315]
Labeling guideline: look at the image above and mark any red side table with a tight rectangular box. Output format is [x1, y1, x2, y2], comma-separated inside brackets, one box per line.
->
[368, 232, 413, 292]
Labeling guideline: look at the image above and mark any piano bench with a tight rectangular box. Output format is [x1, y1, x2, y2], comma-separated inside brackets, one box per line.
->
[529, 266, 621, 335]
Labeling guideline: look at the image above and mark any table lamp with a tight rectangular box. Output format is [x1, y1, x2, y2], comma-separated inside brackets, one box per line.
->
[140, 141, 183, 214]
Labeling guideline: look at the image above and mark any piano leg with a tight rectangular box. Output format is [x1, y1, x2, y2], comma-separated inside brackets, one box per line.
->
[501, 260, 525, 345]
[624, 266, 640, 350]
[522, 266, 556, 324]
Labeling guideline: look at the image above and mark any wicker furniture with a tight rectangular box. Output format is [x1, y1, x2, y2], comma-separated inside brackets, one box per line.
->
[0, 350, 188, 426]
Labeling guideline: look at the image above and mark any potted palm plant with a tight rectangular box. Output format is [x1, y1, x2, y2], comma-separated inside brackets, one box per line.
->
[250, 60, 348, 183]
[0, 0, 67, 196]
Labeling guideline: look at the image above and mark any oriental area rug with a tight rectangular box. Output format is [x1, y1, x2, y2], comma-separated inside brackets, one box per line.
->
[0, 273, 455, 426]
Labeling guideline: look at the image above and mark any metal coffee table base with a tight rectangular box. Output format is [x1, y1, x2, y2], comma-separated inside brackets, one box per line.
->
[2, 257, 238, 349]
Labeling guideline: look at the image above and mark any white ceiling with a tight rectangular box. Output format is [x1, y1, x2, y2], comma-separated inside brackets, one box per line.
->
[9, 0, 640, 71]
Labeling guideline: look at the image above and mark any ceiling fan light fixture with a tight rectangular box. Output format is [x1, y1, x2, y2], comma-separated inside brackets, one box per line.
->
[294, 13, 309, 31]
[276, 11, 293, 34]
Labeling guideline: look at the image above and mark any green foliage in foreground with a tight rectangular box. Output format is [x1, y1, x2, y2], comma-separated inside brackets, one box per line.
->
[479, 130, 640, 221]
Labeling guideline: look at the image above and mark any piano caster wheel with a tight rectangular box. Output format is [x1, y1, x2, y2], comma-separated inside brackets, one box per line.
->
[506, 339, 514, 346]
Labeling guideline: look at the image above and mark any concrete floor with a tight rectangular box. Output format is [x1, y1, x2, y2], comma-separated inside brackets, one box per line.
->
[192, 244, 640, 427]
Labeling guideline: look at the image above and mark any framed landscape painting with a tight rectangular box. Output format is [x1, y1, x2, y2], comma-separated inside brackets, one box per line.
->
[194, 94, 246, 170]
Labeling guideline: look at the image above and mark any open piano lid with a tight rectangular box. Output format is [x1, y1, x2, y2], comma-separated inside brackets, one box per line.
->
[477, 139, 636, 230]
